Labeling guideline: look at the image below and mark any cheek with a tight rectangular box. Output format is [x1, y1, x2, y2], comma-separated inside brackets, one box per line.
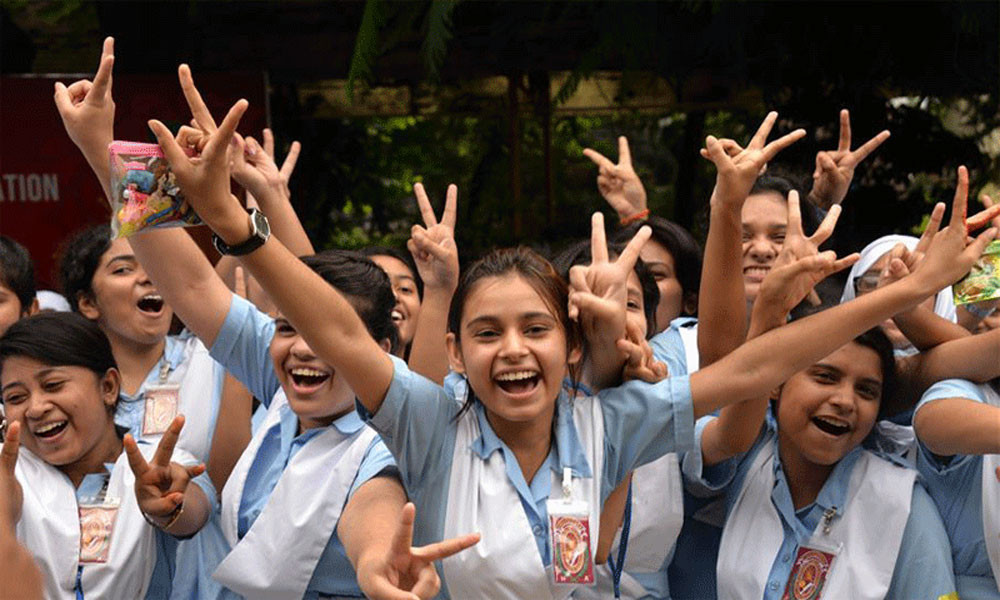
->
[269, 339, 289, 371]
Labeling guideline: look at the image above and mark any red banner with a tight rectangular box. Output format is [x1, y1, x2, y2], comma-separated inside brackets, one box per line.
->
[0, 72, 267, 288]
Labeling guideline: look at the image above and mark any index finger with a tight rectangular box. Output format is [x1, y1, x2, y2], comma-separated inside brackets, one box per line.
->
[178, 64, 218, 133]
[950, 166, 969, 229]
[748, 111, 778, 149]
[917, 203, 946, 253]
[616, 225, 651, 272]
[810, 204, 842, 246]
[151, 415, 185, 468]
[413, 183, 438, 227]
[846, 130, 890, 166]
[411, 532, 481, 562]
[837, 109, 852, 153]
[86, 37, 115, 106]
[441, 184, 458, 229]
[262, 128, 275, 159]
[617, 136, 632, 167]
[590, 212, 609, 264]
[203, 99, 248, 162]
[1, 421, 20, 476]
[390, 502, 416, 556]
[786, 190, 803, 236]
[582, 148, 615, 171]
[123, 434, 149, 477]
[279, 141, 301, 180]
[761, 129, 806, 162]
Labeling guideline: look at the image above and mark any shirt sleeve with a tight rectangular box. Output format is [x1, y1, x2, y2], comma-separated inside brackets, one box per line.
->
[598, 374, 695, 493]
[347, 435, 400, 499]
[916, 378, 986, 413]
[914, 379, 987, 469]
[650, 327, 690, 377]
[356, 355, 460, 491]
[681, 415, 741, 497]
[208, 294, 281, 406]
[885, 482, 957, 600]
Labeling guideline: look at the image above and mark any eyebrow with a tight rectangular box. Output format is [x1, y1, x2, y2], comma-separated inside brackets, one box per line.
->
[1, 367, 60, 393]
[392, 274, 417, 284]
[465, 311, 557, 328]
[105, 254, 137, 266]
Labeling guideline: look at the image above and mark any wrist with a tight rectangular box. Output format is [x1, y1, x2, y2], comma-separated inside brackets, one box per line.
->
[143, 501, 184, 531]
[208, 201, 254, 246]
[619, 208, 650, 226]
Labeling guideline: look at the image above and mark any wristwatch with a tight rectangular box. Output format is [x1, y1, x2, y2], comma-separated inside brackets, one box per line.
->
[212, 208, 270, 256]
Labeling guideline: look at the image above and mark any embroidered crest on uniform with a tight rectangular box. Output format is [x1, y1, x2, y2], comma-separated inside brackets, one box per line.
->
[782, 547, 835, 600]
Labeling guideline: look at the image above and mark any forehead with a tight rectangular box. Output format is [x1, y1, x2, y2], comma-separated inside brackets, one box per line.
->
[370, 255, 414, 280]
[463, 274, 558, 324]
[639, 240, 675, 269]
[741, 192, 787, 230]
[100, 238, 134, 265]
[817, 342, 883, 382]
[626, 270, 642, 296]
[1, 356, 75, 387]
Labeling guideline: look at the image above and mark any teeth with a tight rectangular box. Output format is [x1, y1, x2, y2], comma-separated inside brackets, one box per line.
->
[815, 416, 849, 428]
[391, 310, 404, 321]
[35, 421, 66, 434]
[290, 367, 327, 377]
[142, 294, 162, 301]
[495, 371, 538, 382]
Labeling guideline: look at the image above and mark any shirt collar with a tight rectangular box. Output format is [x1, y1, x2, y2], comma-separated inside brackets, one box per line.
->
[469, 391, 593, 479]
[772, 438, 863, 522]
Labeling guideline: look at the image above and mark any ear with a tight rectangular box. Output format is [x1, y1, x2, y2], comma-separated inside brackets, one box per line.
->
[770, 385, 782, 402]
[76, 292, 101, 321]
[445, 332, 465, 374]
[377, 337, 393, 353]
[24, 297, 39, 317]
[567, 341, 583, 367]
[682, 294, 698, 317]
[100, 368, 121, 410]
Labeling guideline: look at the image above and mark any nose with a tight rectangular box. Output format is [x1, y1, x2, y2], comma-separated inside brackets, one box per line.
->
[746, 235, 777, 262]
[135, 264, 153, 286]
[827, 383, 857, 414]
[289, 334, 317, 361]
[24, 393, 52, 421]
[498, 330, 529, 360]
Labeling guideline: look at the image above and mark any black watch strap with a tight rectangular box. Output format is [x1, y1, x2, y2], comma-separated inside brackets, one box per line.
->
[212, 208, 270, 256]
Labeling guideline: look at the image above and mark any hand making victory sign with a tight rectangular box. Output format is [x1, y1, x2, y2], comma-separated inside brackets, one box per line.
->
[0, 422, 43, 599]
[583, 136, 648, 222]
[809, 109, 891, 209]
[357, 503, 480, 600]
[409, 183, 460, 293]
[124, 415, 204, 531]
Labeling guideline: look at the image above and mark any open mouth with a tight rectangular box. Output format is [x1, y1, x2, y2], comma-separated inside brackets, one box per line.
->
[137, 294, 165, 314]
[391, 310, 404, 323]
[33, 420, 68, 439]
[494, 370, 541, 395]
[812, 416, 850, 437]
[743, 266, 771, 281]
[289, 367, 331, 389]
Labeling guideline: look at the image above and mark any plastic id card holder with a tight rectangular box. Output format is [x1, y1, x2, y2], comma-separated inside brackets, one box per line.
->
[142, 384, 179, 436]
[78, 498, 121, 564]
[781, 538, 842, 600]
[547, 490, 595, 585]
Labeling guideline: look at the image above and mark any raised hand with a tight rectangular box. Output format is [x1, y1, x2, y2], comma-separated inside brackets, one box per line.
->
[147, 65, 248, 233]
[972, 193, 1000, 232]
[912, 166, 999, 292]
[810, 109, 891, 208]
[701, 112, 806, 207]
[0, 421, 23, 528]
[262, 129, 301, 199]
[357, 503, 479, 600]
[124, 415, 205, 528]
[618, 320, 668, 383]
[407, 183, 459, 293]
[53, 37, 115, 157]
[582, 137, 648, 221]
[765, 191, 857, 308]
[230, 130, 301, 202]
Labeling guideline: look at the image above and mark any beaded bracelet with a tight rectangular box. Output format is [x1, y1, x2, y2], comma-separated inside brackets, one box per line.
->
[620, 209, 650, 226]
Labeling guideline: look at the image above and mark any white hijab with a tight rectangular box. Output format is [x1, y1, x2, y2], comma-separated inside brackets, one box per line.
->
[840, 234, 957, 322]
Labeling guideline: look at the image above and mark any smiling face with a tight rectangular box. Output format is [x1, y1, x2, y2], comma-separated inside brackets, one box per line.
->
[775, 342, 883, 469]
[447, 274, 580, 431]
[639, 241, 683, 333]
[741, 192, 788, 303]
[370, 255, 421, 351]
[77, 238, 172, 348]
[1, 356, 120, 468]
[269, 313, 357, 430]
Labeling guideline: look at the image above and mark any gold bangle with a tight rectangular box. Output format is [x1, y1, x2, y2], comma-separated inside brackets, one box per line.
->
[143, 501, 184, 531]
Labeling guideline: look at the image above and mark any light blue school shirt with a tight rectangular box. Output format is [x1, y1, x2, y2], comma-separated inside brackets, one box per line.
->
[687, 416, 956, 600]
[916, 378, 999, 599]
[650, 317, 696, 377]
[209, 294, 397, 599]
[115, 330, 224, 443]
[360, 355, 694, 599]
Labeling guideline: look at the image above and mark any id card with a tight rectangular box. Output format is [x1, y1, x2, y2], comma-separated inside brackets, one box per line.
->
[143, 385, 179, 435]
[79, 501, 120, 564]
[781, 544, 838, 600]
[547, 498, 594, 585]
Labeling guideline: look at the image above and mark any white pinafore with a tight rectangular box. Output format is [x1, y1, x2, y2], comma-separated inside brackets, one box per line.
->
[149, 336, 218, 461]
[440, 396, 605, 599]
[979, 384, 1000, 592]
[212, 392, 377, 600]
[717, 439, 914, 600]
[15, 446, 160, 600]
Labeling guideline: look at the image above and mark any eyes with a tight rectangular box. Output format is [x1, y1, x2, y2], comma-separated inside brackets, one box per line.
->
[111, 264, 134, 276]
[275, 319, 297, 336]
[472, 323, 553, 339]
[809, 368, 881, 400]
[741, 232, 786, 244]
[2, 379, 67, 405]
[395, 283, 417, 297]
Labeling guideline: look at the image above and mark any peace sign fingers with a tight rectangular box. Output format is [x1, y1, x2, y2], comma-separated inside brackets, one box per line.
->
[915, 203, 946, 257]
[837, 109, 852, 153]
[761, 128, 807, 163]
[86, 37, 115, 107]
[389, 502, 417, 558]
[123, 433, 150, 479]
[409, 531, 481, 563]
[582, 148, 615, 171]
[441, 184, 458, 230]
[617, 136, 633, 168]
[590, 212, 610, 264]
[413, 183, 438, 228]
[1, 421, 21, 477]
[950, 166, 970, 230]
[178, 64, 218, 134]
[785, 190, 804, 238]
[748, 111, 778, 149]
[616, 225, 652, 273]
[151, 415, 185, 468]
[809, 204, 843, 247]
[845, 130, 891, 167]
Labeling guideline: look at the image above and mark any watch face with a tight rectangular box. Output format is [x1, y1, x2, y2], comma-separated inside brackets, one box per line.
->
[252, 209, 271, 237]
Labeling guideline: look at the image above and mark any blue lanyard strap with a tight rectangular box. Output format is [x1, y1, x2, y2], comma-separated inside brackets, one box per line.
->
[75, 565, 84, 600]
[606, 482, 633, 599]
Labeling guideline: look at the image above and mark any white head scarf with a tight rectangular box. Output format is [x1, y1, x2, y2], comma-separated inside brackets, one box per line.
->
[840, 234, 957, 322]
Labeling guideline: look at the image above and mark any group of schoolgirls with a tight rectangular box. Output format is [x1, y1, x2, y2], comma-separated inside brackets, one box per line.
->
[1, 35, 1000, 600]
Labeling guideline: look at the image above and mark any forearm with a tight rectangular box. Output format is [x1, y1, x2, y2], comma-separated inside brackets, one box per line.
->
[79, 140, 114, 200]
[339, 476, 407, 570]
[407, 287, 454, 385]
[892, 305, 969, 351]
[913, 398, 1000, 456]
[697, 201, 747, 366]
[581, 327, 628, 392]
[250, 185, 315, 257]
[153, 481, 210, 538]
[913, 326, 1000, 387]
[206, 373, 254, 492]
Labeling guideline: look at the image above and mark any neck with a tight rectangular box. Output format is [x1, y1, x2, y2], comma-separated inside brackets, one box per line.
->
[777, 432, 835, 510]
[109, 334, 166, 396]
[486, 404, 555, 485]
[296, 403, 354, 436]
[62, 423, 123, 488]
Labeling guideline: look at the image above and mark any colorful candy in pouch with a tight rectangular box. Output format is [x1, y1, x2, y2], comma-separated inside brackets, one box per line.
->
[953, 240, 1000, 306]
[109, 141, 201, 239]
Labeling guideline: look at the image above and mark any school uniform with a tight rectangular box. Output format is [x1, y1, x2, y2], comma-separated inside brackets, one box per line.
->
[689, 415, 955, 600]
[208, 295, 397, 599]
[915, 378, 1000, 599]
[359, 354, 695, 599]
[14, 438, 215, 599]
[115, 329, 228, 600]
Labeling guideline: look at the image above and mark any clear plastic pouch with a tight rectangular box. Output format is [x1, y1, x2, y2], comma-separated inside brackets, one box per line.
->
[954, 240, 1000, 306]
[547, 468, 595, 585]
[108, 141, 201, 238]
[78, 498, 120, 564]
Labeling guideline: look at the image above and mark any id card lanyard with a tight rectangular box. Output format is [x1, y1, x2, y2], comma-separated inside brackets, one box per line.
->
[78, 471, 121, 564]
[781, 506, 842, 600]
[143, 359, 179, 435]
[547, 467, 595, 586]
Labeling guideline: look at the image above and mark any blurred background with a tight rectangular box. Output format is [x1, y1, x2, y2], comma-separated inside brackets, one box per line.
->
[2, 0, 998, 286]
